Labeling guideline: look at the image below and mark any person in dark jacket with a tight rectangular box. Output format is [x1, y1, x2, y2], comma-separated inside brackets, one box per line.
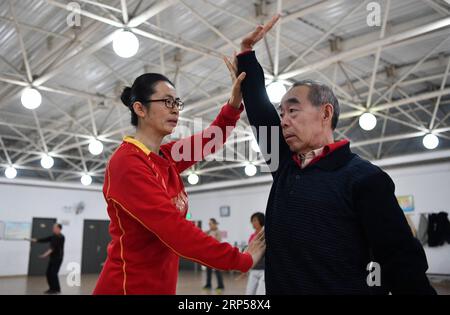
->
[229, 15, 436, 295]
[29, 223, 65, 294]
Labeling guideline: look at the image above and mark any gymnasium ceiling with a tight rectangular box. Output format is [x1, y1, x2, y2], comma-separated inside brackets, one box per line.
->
[0, 0, 450, 186]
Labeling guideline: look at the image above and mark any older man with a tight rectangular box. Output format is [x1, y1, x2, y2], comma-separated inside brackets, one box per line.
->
[234, 16, 435, 295]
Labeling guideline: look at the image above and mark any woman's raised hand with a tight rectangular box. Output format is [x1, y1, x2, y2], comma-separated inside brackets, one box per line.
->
[224, 52, 246, 109]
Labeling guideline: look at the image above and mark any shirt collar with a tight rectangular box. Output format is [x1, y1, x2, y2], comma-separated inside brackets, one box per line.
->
[123, 136, 151, 155]
[299, 146, 324, 160]
[298, 147, 324, 169]
[313, 140, 353, 171]
[293, 139, 351, 170]
[323, 139, 350, 154]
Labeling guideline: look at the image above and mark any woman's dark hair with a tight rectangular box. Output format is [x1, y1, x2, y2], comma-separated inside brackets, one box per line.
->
[209, 218, 218, 225]
[250, 212, 265, 227]
[120, 73, 174, 126]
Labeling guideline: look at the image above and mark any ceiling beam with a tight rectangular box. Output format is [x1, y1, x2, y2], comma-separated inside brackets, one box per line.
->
[279, 17, 450, 80]
[340, 87, 450, 119]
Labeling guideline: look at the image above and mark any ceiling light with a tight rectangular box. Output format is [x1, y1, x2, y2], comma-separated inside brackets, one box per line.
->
[40, 155, 54, 169]
[187, 173, 199, 185]
[81, 174, 93, 186]
[244, 164, 257, 177]
[88, 139, 104, 156]
[359, 112, 377, 131]
[266, 81, 286, 103]
[422, 133, 439, 150]
[5, 166, 17, 179]
[21, 87, 42, 110]
[112, 29, 139, 58]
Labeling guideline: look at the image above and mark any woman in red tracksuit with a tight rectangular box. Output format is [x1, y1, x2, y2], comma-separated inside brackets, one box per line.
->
[93, 69, 265, 294]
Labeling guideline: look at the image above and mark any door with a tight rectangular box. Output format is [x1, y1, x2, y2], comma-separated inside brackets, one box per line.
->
[28, 217, 57, 276]
[81, 219, 110, 274]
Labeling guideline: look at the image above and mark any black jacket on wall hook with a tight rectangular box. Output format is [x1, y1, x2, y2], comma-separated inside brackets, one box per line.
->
[427, 212, 450, 247]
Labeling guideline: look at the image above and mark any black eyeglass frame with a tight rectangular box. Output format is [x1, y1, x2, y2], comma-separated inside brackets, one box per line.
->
[144, 98, 184, 111]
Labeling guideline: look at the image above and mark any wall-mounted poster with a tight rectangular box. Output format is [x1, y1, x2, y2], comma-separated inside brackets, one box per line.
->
[3, 221, 32, 240]
[397, 195, 414, 212]
[220, 206, 230, 217]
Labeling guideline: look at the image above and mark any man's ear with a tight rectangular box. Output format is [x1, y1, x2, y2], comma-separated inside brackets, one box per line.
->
[132, 101, 147, 119]
[323, 103, 334, 127]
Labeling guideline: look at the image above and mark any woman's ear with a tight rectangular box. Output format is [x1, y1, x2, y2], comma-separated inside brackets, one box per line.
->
[132, 101, 147, 119]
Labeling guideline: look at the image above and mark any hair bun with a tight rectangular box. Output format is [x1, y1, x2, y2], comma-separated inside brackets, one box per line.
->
[120, 86, 132, 107]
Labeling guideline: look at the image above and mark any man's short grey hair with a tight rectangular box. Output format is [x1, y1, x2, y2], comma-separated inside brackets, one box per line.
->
[292, 79, 340, 130]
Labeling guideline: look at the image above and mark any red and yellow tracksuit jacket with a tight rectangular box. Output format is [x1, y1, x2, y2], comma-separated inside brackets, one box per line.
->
[93, 104, 253, 295]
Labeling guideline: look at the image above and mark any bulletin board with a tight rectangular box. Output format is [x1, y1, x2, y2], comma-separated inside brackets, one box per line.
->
[2, 221, 32, 240]
[397, 195, 414, 212]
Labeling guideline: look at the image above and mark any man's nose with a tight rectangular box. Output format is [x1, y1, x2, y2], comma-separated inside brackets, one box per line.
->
[281, 115, 289, 128]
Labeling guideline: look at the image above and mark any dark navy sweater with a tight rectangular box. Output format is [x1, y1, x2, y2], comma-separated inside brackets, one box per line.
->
[237, 51, 436, 295]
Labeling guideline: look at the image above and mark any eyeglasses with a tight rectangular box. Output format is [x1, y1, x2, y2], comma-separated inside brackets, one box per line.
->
[145, 98, 184, 111]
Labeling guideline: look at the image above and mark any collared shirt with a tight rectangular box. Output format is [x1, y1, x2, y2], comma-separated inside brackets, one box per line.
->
[292, 139, 350, 169]
[298, 147, 325, 169]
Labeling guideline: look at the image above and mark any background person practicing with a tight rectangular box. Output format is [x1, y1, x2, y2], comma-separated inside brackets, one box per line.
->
[203, 218, 225, 293]
[245, 212, 266, 295]
[27, 223, 65, 294]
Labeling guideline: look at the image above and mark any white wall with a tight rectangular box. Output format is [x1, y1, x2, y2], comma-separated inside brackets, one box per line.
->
[385, 162, 450, 275]
[0, 161, 449, 277]
[0, 180, 106, 276]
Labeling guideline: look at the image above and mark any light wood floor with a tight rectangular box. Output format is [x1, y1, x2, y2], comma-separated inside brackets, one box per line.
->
[0, 270, 247, 295]
[0, 272, 449, 295]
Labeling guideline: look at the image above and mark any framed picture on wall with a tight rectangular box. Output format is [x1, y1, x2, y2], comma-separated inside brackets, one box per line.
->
[397, 195, 414, 212]
[4, 221, 31, 240]
[220, 206, 230, 217]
